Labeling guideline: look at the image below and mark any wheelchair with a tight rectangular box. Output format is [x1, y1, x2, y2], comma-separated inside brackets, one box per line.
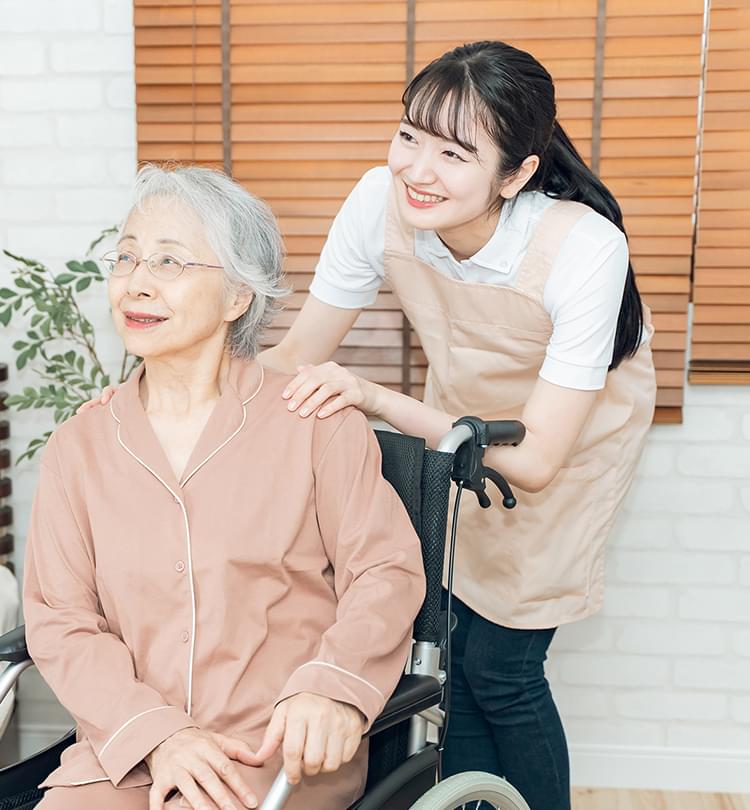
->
[0, 418, 531, 810]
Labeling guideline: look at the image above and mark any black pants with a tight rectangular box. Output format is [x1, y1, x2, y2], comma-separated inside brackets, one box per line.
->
[441, 596, 571, 810]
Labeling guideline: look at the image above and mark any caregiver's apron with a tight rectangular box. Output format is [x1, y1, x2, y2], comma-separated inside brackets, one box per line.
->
[383, 186, 657, 629]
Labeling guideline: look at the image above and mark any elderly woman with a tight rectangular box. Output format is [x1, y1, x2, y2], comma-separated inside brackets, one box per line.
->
[23, 165, 426, 810]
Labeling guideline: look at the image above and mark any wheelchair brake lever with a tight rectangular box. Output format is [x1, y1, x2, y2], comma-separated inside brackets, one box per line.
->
[449, 417, 517, 510]
[482, 466, 517, 509]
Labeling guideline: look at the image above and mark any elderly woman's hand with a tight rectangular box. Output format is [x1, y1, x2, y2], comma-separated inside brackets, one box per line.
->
[146, 727, 258, 810]
[282, 362, 380, 419]
[76, 385, 117, 413]
[249, 692, 365, 785]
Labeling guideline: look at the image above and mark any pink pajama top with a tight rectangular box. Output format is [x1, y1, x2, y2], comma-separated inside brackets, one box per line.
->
[23, 358, 425, 808]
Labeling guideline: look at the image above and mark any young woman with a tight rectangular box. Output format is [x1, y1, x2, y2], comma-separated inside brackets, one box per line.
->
[258, 41, 657, 810]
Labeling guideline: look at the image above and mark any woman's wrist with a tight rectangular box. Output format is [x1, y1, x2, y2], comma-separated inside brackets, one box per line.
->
[364, 378, 393, 421]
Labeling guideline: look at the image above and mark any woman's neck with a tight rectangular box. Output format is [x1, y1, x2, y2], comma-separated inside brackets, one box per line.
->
[139, 350, 231, 417]
[436, 203, 503, 262]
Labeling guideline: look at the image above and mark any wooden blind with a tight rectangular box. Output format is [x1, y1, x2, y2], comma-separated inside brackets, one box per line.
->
[229, 0, 409, 392]
[133, 0, 723, 422]
[599, 0, 704, 422]
[134, 0, 224, 167]
[690, 0, 750, 384]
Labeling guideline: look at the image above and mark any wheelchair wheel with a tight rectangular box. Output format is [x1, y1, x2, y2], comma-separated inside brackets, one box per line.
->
[408, 771, 531, 810]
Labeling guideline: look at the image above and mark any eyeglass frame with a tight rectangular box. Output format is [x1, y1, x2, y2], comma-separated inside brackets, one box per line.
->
[99, 249, 224, 280]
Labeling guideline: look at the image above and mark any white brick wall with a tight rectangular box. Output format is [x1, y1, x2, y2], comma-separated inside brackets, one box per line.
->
[1, 4, 749, 794]
[0, 0, 135, 755]
[552, 385, 750, 791]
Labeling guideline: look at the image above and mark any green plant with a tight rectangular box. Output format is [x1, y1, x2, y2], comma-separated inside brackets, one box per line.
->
[1, 231, 138, 462]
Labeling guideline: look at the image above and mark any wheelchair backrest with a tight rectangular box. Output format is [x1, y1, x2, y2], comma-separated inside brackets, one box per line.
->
[374, 430, 454, 645]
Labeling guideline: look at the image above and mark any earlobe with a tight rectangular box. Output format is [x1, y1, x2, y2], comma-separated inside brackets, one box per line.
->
[229, 291, 254, 322]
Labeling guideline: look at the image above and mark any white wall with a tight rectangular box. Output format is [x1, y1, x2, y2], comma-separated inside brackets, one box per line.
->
[1, 1, 749, 792]
[552, 383, 750, 793]
[0, 0, 136, 755]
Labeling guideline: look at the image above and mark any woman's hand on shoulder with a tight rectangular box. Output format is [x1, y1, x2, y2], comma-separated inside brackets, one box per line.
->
[247, 692, 365, 785]
[76, 385, 117, 414]
[282, 362, 379, 419]
[146, 727, 258, 810]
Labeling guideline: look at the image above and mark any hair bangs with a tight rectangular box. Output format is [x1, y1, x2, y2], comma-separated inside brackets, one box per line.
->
[402, 66, 488, 155]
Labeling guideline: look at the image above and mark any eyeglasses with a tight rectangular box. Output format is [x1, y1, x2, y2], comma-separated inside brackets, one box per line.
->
[100, 250, 224, 281]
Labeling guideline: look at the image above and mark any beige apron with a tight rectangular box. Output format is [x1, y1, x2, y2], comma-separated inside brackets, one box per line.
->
[383, 186, 657, 629]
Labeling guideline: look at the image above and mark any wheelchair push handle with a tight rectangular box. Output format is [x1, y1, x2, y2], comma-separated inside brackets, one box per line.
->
[439, 416, 526, 511]
[485, 418, 526, 447]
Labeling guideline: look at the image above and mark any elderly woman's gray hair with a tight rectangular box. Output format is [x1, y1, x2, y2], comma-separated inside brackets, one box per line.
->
[128, 163, 289, 358]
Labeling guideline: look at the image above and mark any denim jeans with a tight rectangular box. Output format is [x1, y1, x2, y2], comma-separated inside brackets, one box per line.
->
[441, 595, 571, 810]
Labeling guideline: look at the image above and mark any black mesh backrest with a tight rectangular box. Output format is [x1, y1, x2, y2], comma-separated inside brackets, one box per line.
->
[370, 431, 453, 790]
[375, 430, 454, 644]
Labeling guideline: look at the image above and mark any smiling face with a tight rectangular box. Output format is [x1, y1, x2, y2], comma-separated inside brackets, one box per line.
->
[107, 195, 250, 363]
[386, 99, 505, 251]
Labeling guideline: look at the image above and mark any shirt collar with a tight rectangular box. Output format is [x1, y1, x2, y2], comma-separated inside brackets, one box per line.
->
[109, 356, 263, 491]
[417, 192, 532, 275]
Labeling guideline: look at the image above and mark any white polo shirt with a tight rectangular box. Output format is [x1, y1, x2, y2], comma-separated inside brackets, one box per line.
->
[310, 166, 631, 391]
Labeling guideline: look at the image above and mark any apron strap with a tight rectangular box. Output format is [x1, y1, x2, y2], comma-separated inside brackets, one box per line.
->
[514, 199, 592, 300]
[384, 181, 415, 269]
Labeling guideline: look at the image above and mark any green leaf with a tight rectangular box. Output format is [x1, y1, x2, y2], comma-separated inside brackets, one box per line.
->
[30, 313, 43, 327]
[16, 350, 29, 370]
[0, 289, 15, 299]
[3, 249, 43, 267]
[76, 356, 85, 373]
[66, 261, 84, 273]
[82, 260, 101, 276]
[12, 341, 27, 350]
[0, 309, 10, 327]
[75, 277, 92, 293]
[87, 226, 119, 255]
[55, 273, 75, 285]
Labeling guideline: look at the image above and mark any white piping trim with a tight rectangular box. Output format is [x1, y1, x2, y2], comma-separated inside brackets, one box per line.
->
[98, 705, 173, 758]
[69, 777, 110, 786]
[108, 365, 261, 718]
[111, 401, 198, 717]
[293, 661, 385, 701]
[180, 363, 262, 486]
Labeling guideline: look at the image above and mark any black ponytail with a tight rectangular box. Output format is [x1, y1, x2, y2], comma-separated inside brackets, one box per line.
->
[403, 41, 645, 369]
[530, 121, 643, 368]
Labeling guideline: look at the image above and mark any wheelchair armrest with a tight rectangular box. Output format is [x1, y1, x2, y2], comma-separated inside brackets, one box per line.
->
[0, 625, 29, 664]
[367, 673, 442, 738]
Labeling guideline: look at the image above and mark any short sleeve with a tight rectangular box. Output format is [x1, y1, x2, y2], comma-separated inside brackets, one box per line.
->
[309, 166, 390, 309]
[540, 215, 630, 391]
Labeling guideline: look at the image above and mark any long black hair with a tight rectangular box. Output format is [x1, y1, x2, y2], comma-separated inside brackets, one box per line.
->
[402, 40, 643, 369]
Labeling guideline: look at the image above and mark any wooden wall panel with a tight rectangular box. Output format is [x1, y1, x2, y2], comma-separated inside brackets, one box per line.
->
[690, 0, 750, 384]
[600, 0, 704, 420]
